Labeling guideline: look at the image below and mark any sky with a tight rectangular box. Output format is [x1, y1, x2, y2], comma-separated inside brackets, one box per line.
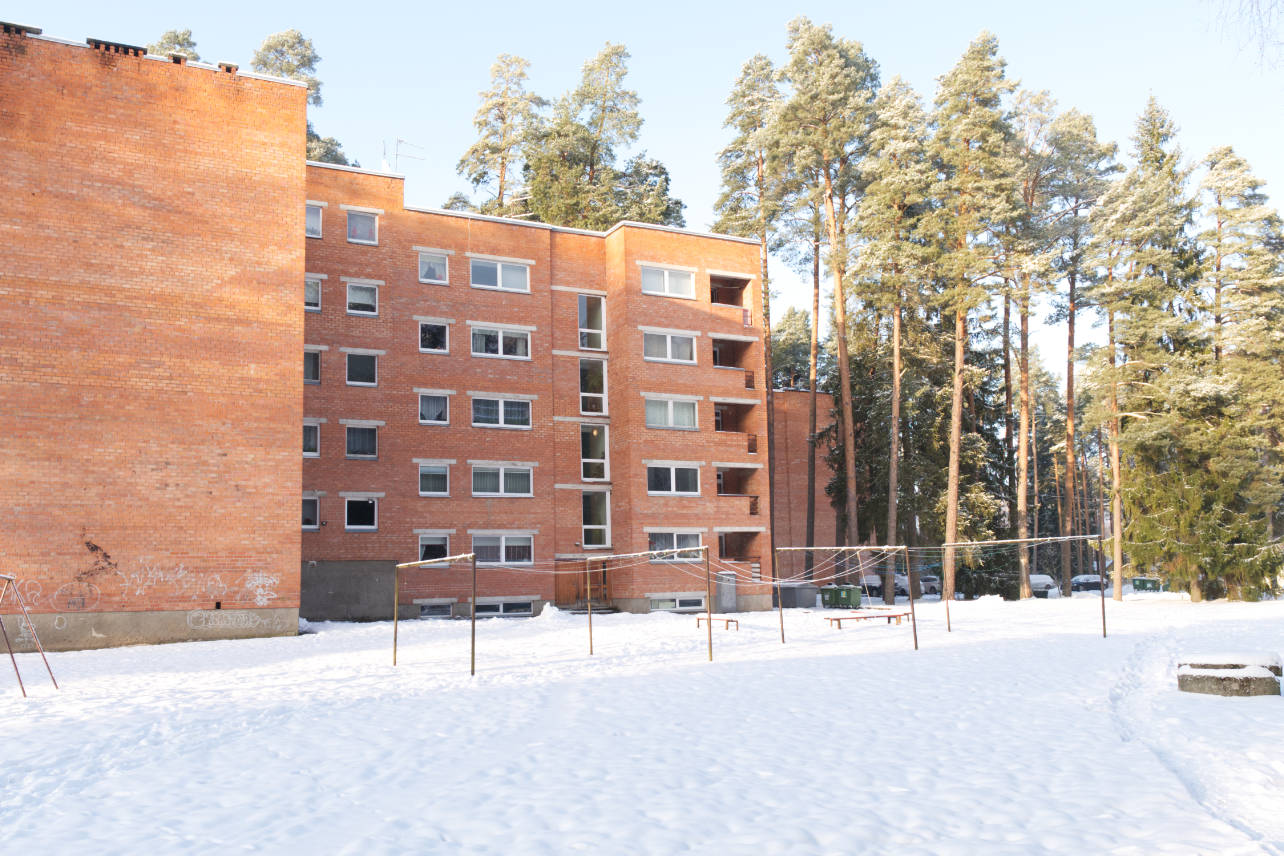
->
[13, 0, 1282, 375]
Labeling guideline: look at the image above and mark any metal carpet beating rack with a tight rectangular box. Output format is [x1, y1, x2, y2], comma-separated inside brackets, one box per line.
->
[0, 573, 59, 697]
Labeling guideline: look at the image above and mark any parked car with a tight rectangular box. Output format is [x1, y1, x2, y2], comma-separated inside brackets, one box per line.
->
[1071, 574, 1106, 592]
[919, 575, 942, 596]
[1029, 574, 1061, 598]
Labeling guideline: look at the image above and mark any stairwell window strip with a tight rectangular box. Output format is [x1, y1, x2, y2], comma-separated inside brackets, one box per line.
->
[578, 294, 605, 350]
[582, 491, 609, 547]
[580, 424, 608, 481]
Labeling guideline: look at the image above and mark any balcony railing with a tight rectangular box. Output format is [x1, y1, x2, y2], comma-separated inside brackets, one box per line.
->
[744, 370, 755, 390]
[716, 494, 760, 516]
[747, 433, 758, 453]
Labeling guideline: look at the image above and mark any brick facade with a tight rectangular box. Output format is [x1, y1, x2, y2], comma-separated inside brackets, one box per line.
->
[770, 389, 838, 580]
[0, 29, 306, 649]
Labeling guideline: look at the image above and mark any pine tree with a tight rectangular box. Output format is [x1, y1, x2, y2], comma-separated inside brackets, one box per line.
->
[929, 32, 1018, 601]
[458, 55, 546, 216]
[854, 76, 934, 601]
[148, 29, 200, 61]
[770, 308, 812, 387]
[776, 17, 879, 549]
[252, 30, 322, 105]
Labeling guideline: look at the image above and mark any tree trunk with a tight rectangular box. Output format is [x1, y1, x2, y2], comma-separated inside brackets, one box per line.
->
[943, 307, 966, 601]
[1003, 291, 1016, 538]
[1017, 287, 1031, 598]
[1108, 310, 1125, 601]
[884, 294, 902, 605]
[1062, 271, 1077, 595]
[1032, 412, 1040, 578]
[758, 165, 779, 600]
[822, 180, 860, 548]
[804, 227, 820, 579]
[1096, 428, 1109, 582]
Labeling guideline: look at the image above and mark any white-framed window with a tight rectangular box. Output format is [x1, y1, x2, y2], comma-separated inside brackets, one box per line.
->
[473, 534, 534, 565]
[346, 426, 377, 459]
[648, 531, 702, 562]
[640, 266, 695, 299]
[472, 465, 533, 497]
[578, 294, 605, 350]
[418, 252, 449, 285]
[345, 497, 377, 531]
[347, 211, 378, 245]
[582, 491, 609, 547]
[418, 394, 448, 425]
[581, 424, 608, 481]
[643, 332, 696, 364]
[647, 465, 700, 496]
[470, 259, 529, 293]
[472, 397, 531, 429]
[305, 204, 323, 238]
[418, 535, 449, 561]
[303, 424, 319, 457]
[419, 464, 450, 497]
[580, 358, 606, 414]
[645, 397, 697, 430]
[473, 600, 534, 616]
[419, 322, 448, 354]
[305, 277, 322, 311]
[650, 595, 705, 611]
[347, 282, 378, 316]
[471, 326, 530, 360]
[302, 497, 319, 530]
[304, 350, 321, 384]
[346, 353, 377, 386]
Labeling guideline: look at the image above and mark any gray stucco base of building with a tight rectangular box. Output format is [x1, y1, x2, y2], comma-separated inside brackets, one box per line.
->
[611, 594, 773, 614]
[301, 561, 417, 621]
[1, 607, 298, 653]
[735, 593, 772, 612]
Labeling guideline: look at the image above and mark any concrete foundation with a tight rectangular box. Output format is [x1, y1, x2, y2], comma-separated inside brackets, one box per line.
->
[301, 561, 416, 621]
[1177, 670, 1280, 697]
[0, 607, 298, 653]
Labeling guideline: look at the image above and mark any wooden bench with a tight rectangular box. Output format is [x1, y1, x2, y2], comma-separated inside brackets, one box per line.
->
[825, 610, 911, 629]
[696, 616, 739, 631]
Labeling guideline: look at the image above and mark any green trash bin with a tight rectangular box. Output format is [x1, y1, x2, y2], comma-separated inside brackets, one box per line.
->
[820, 585, 838, 608]
[837, 585, 859, 608]
[845, 585, 862, 609]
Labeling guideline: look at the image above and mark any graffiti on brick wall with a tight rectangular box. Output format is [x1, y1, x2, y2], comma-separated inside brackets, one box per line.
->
[238, 571, 280, 607]
[52, 581, 100, 612]
[186, 609, 292, 633]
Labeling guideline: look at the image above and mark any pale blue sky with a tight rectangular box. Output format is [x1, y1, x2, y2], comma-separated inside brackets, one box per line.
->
[13, 1, 1281, 368]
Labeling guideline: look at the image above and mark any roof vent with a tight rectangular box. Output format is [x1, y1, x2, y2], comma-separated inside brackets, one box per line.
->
[1, 21, 42, 36]
[218, 62, 238, 74]
[87, 37, 146, 57]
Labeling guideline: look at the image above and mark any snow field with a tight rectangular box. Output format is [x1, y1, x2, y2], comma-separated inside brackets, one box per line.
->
[2, 597, 1282, 855]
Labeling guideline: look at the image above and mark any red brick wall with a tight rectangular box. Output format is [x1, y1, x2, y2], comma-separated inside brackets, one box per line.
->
[0, 34, 306, 625]
[770, 389, 837, 579]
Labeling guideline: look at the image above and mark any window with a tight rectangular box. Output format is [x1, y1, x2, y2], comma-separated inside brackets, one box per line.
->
[580, 359, 606, 414]
[418, 252, 449, 284]
[302, 498, 319, 530]
[418, 394, 448, 425]
[473, 600, 533, 616]
[345, 498, 377, 530]
[470, 259, 529, 293]
[305, 277, 321, 311]
[578, 295, 605, 350]
[640, 266, 695, 299]
[472, 397, 531, 429]
[346, 354, 377, 386]
[418, 535, 449, 561]
[418, 465, 449, 497]
[650, 596, 705, 611]
[346, 426, 377, 458]
[471, 326, 530, 359]
[647, 465, 700, 496]
[643, 332, 696, 364]
[347, 211, 378, 245]
[303, 424, 319, 457]
[305, 204, 323, 238]
[645, 398, 697, 430]
[472, 465, 532, 497]
[304, 351, 320, 384]
[347, 282, 378, 316]
[420, 603, 452, 618]
[582, 491, 609, 547]
[473, 534, 534, 565]
[648, 531, 702, 561]
[581, 424, 608, 480]
[419, 322, 448, 353]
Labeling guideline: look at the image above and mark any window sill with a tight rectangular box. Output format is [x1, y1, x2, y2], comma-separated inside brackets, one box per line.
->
[470, 353, 533, 362]
[419, 493, 450, 498]
[346, 310, 378, 317]
[645, 425, 699, 432]
[346, 455, 378, 461]
[419, 350, 449, 356]
[647, 492, 701, 498]
[644, 357, 698, 366]
[304, 380, 320, 386]
[472, 424, 533, 430]
[471, 494, 534, 499]
[418, 420, 449, 427]
[347, 239, 378, 247]
[419, 279, 449, 286]
[305, 306, 321, 313]
[306, 232, 322, 240]
[641, 290, 696, 301]
[470, 284, 531, 294]
[346, 382, 378, 388]
[303, 452, 319, 459]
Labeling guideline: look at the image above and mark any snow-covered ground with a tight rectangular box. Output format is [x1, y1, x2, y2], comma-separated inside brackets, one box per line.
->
[3, 596, 1282, 855]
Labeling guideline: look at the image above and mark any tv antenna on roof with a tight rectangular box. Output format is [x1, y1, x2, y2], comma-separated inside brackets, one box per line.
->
[382, 138, 425, 173]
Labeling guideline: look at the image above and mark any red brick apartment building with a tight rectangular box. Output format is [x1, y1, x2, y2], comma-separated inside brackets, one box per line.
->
[300, 164, 774, 619]
[1, 22, 822, 648]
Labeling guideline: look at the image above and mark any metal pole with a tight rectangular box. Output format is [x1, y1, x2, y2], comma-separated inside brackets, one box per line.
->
[704, 547, 713, 662]
[904, 547, 919, 651]
[2, 580, 57, 689]
[586, 558, 594, 656]
[0, 586, 25, 698]
[470, 553, 477, 677]
[773, 546, 785, 644]
[1098, 535, 1107, 638]
[392, 564, 399, 667]
[944, 577, 952, 633]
